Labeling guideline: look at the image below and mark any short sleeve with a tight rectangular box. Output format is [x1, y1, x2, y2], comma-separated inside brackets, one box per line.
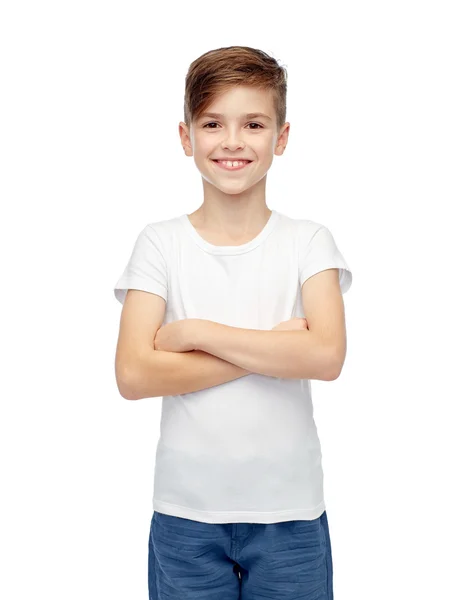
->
[114, 224, 168, 305]
[299, 224, 352, 294]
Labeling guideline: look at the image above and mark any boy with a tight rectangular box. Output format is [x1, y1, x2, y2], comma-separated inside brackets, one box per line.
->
[114, 46, 352, 600]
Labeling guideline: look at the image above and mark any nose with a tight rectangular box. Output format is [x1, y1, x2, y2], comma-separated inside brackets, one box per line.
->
[221, 128, 245, 152]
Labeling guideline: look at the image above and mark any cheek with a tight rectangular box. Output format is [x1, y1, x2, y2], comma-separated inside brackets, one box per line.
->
[254, 135, 275, 152]
[196, 140, 216, 156]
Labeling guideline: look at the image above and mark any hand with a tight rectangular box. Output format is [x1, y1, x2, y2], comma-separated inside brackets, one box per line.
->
[272, 317, 308, 331]
[153, 319, 199, 353]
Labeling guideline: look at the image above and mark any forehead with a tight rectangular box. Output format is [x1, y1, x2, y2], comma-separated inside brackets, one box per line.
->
[199, 86, 275, 119]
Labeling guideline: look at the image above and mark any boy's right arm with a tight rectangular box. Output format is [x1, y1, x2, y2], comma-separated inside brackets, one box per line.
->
[127, 349, 250, 400]
[115, 289, 251, 401]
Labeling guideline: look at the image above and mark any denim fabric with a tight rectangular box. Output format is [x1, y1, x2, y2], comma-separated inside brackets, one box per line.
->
[148, 509, 333, 599]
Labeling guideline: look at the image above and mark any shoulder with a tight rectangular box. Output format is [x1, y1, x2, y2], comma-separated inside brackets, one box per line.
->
[144, 216, 179, 237]
[273, 212, 326, 243]
[279, 213, 326, 236]
[138, 215, 183, 250]
[286, 217, 330, 250]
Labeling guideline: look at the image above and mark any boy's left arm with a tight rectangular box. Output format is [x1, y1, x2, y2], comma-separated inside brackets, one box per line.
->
[193, 268, 347, 381]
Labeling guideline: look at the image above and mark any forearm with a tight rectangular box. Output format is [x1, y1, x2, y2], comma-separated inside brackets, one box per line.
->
[124, 348, 251, 400]
[195, 321, 336, 381]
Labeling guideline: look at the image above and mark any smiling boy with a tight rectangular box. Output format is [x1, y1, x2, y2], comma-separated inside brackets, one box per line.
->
[114, 46, 352, 600]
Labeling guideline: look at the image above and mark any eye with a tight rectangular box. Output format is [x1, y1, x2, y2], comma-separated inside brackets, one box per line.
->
[202, 122, 264, 130]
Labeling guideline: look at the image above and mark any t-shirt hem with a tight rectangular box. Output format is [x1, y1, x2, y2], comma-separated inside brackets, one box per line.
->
[301, 263, 352, 295]
[152, 498, 326, 524]
[114, 278, 167, 304]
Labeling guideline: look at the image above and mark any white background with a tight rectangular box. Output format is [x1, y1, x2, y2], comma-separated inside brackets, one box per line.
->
[1, 1, 464, 598]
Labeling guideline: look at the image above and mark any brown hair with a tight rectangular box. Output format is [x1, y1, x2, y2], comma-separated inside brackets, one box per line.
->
[183, 46, 288, 132]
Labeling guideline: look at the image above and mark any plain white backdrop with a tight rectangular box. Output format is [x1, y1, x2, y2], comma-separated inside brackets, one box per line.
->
[1, 1, 464, 598]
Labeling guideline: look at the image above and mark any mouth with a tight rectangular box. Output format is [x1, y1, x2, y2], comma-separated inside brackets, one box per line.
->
[211, 159, 253, 171]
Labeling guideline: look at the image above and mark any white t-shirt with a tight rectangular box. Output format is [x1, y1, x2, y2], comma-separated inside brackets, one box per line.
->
[114, 209, 352, 524]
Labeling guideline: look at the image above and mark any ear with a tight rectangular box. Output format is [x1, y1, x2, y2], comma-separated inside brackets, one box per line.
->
[179, 122, 193, 156]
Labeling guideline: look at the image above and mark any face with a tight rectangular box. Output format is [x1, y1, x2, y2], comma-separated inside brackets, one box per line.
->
[179, 86, 290, 196]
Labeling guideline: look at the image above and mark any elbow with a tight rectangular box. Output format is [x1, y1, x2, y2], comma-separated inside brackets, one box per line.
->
[116, 377, 139, 401]
[115, 364, 141, 401]
[326, 366, 342, 381]
[326, 352, 346, 381]
[119, 383, 140, 401]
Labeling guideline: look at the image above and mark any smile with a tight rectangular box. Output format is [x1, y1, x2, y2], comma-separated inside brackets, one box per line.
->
[211, 160, 253, 171]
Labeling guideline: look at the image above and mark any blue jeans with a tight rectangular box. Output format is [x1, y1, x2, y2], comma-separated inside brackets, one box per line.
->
[148, 510, 333, 599]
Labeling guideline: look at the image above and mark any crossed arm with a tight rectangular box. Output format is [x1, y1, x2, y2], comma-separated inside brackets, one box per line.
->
[126, 269, 347, 399]
[157, 320, 337, 381]
[184, 268, 346, 379]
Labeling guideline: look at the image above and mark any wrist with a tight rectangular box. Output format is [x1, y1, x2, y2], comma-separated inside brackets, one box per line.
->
[190, 318, 206, 351]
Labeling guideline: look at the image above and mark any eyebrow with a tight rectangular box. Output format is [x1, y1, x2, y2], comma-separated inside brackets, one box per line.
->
[200, 112, 272, 121]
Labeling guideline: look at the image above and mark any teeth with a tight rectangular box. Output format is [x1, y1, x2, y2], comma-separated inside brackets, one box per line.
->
[218, 160, 248, 167]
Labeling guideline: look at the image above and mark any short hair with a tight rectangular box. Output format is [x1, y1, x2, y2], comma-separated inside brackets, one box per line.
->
[183, 46, 288, 133]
